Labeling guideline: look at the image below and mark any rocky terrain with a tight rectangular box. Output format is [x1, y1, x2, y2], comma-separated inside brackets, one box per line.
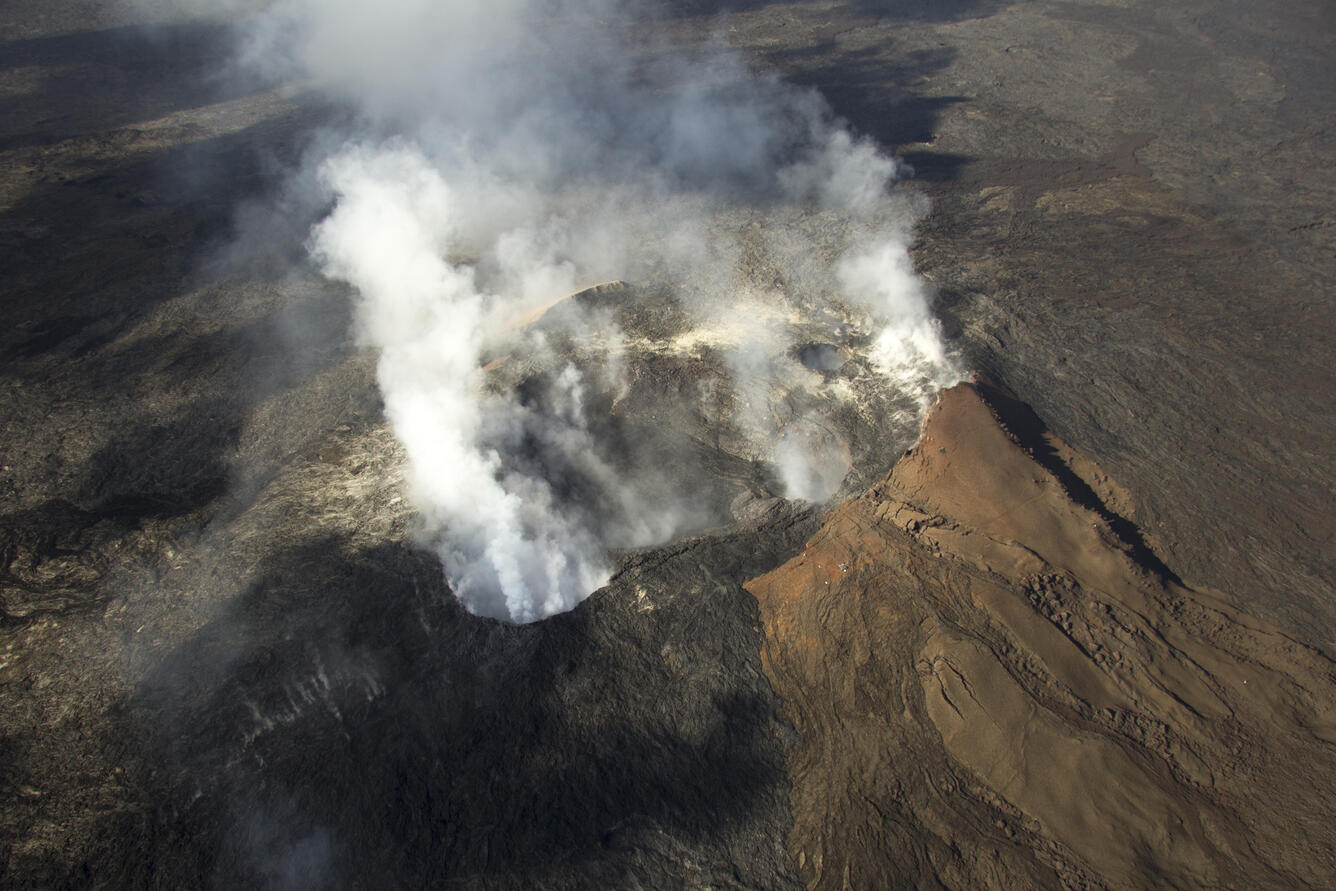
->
[1, 0, 1333, 888]
[750, 382, 1336, 887]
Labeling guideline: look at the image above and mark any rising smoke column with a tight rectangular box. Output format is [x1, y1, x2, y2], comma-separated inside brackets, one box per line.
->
[237, 0, 961, 621]
[309, 145, 610, 622]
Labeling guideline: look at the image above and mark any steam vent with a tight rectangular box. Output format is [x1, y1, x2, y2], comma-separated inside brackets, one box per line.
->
[2, 0, 1333, 889]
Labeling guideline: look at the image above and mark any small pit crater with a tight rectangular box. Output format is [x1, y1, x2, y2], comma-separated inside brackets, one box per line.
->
[795, 342, 844, 372]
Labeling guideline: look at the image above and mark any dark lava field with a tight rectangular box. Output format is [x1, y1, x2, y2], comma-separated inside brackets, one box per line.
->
[1, 0, 1333, 888]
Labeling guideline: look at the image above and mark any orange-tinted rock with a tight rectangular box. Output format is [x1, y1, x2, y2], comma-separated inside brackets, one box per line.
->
[748, 383, 1336, 889]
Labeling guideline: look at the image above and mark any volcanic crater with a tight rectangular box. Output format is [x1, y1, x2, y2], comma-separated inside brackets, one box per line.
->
[1, 0, 1333, 888]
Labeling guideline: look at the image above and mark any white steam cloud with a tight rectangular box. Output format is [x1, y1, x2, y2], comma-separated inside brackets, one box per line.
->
[211, 0, 961, 621]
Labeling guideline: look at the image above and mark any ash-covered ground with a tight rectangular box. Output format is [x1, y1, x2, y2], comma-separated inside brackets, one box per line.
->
[1, 0, 1333, 888]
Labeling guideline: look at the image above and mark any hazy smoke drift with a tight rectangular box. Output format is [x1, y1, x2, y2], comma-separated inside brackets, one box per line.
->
[268, 0, 959, 621]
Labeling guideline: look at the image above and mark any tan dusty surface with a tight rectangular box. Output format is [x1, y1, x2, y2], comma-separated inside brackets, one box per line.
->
[747, 383, 1336, 888]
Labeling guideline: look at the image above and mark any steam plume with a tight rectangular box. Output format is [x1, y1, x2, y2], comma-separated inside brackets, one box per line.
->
[216, 0, 961, 621]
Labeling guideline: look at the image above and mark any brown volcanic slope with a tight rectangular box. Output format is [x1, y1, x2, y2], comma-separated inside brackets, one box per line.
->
[748, 382, 1336, 889]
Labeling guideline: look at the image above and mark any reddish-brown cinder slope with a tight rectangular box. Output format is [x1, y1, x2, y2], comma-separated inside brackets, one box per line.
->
[747, 383, 1336, 889]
